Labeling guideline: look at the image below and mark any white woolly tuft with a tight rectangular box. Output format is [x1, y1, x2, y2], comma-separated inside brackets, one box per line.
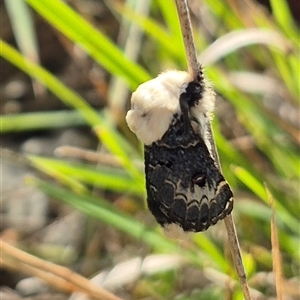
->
[190, 79, 215, 155]
[126, 70, 215, 146]
[163, 223, 190, 240]
[191, 78, 215, 117]
[126, 70, 192, 145]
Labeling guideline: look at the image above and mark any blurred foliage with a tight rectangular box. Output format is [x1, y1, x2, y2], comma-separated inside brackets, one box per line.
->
[1, 0, 299, 299]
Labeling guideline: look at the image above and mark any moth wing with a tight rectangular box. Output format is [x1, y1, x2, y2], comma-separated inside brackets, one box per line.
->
[145, 138, 233, 232]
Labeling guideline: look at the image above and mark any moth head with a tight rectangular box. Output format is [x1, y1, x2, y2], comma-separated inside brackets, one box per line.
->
[126, 70, 193, 145]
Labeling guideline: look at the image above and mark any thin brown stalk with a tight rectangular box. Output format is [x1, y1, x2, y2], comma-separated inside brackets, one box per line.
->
[1, 256, 82, 295]
[55, 145, 143, 170]
[0, 240, 122, 300]
[174, 1, 252, 299]
[174, 0, 198, 78]
[266, 184, 284, 300]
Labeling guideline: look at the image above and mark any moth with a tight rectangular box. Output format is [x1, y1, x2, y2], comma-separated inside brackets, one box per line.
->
[126, 68, 233, 236]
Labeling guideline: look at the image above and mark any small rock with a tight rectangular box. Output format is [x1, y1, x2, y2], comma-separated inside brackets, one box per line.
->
[15, 277, 49, 296]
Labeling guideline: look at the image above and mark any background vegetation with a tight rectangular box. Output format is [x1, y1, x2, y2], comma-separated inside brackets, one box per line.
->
[1, 0, 299, 299]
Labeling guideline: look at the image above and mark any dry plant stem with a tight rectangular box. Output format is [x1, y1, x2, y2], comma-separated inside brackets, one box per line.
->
[55, 146, 124, 167]
[223, 215, 252, 299]
[175, 0, 198, 78]
[1, 257, 83, 295]
[55, 145, 143, 170]
[266, 185, 283, 300]
[175, 1, 252, 299]
[0, 240, 122, 300]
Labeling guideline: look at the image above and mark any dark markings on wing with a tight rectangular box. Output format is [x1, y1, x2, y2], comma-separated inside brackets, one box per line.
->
[144, 78, 233, 232]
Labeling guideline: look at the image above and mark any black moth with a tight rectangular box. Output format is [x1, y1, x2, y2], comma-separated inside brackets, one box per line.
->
[126, 69, 233, 233]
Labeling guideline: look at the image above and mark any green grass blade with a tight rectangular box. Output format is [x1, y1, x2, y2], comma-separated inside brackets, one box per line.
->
[1, 40, 102, 127]
[232, 166, 298, 233]
[0, 40, 142, 183]
[114, 2, 185, 65]
[0, 110, 87, 133]
[158, 0, 182, 40]
[29, 156, 145, 196]
[29, 158, 88, 194]
[193, 233, 229, 272]
[29, 177, 217, 270]
[5, 0, 39, 60]
[269, 0, 298, 41]
[235, 200, 299, 258]
[26, 0, 150, 89]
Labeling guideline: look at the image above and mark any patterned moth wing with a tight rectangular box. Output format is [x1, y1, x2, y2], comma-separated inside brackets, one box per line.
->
[126, 69, 233, 233]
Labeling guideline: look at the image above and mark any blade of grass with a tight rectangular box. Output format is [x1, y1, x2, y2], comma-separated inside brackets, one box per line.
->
[204, 0, 299, 99]
[265, 184, 283, 300]
[0, 40, 142, 184]
[271, 51, 299, 100]
[0, 41, 103, 127]
[212, 117, 260, 184]
[1, 110, 88, 133]
[158, 0, 183, 41]
[113, 2, 185, 64]
[232, 166, 298, 233]
[207, 67, 299, 180]
[54, 146, 143, 171]
[203, 0, 244, 29]
[5, 0, 39, 60]
[106, 0, 151, 125]
[29, 177, 215, 270]
[26, 0, 150, 90]
[198, 28, 289, 66]
[235, 200, 298, 258]
[4, 0, 45, 97]
[31, 177, 260, 286]
[29, 156, 88, 195]
[28, 156, 145, 196]
[193, 233, 230, 272]
[269, 0, 298, 41]
[0, 241, 122, 300]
